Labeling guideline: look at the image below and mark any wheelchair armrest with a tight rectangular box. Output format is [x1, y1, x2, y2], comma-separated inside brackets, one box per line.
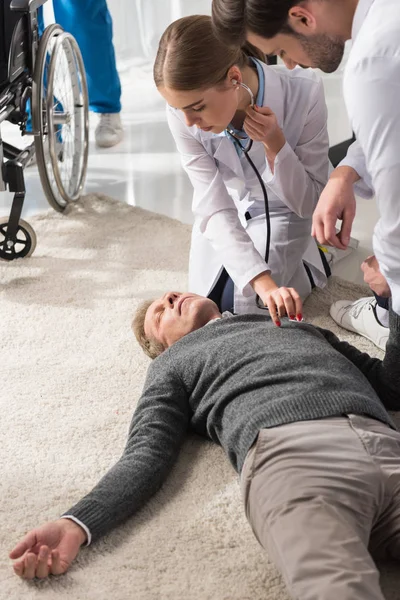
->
[10, 0, 47, 13]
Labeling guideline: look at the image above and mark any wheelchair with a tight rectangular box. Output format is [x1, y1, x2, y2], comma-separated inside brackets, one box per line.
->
[0, 0, 88, 260]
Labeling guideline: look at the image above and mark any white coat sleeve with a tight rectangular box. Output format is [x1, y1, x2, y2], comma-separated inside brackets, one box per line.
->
[263, 79, 330, 218]
[344, 56, 400, 314]
[339, 139, 374, 199]
[167, 108, 269, 295]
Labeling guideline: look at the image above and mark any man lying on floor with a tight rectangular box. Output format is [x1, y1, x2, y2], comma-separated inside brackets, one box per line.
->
[10, 291, 400, 600]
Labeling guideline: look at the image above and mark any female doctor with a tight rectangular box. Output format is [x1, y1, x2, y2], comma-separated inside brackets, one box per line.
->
[154, 15, 330, 325]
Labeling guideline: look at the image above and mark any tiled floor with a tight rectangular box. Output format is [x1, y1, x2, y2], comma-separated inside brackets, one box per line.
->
[0, 59, 377, 286]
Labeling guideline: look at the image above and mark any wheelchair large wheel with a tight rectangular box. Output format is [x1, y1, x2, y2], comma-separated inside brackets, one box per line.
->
[32, 24, 89, 212]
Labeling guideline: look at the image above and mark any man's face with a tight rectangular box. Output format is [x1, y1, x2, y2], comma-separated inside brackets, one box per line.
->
[248, 31, 345, 73]
[144, 292, 221, 350]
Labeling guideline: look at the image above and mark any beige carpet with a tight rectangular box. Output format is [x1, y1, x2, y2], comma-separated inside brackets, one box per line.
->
[1, 194, 398, 600]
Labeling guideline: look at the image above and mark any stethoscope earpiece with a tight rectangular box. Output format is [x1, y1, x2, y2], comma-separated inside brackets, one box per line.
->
[231, 79, 255, 107]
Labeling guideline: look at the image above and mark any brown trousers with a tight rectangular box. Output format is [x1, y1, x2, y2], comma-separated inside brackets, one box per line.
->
[241, 415, 400, 600]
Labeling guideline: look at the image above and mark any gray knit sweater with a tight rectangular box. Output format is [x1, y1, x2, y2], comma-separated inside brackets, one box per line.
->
[65, 310, 400, 542]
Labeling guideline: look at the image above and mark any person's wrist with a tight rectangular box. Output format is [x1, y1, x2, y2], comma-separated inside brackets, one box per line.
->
[57, 518, 87, 546]
[263, 129, 285, 157]
[330, 166, 360, 185]
[250, 271, 278, 296]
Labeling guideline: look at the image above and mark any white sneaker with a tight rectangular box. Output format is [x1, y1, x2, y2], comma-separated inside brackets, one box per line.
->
[330, 297, 389, 351]
[95, 113, 123, 148]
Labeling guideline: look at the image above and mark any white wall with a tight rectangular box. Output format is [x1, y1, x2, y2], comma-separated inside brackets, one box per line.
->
[108, 0, 212, 65]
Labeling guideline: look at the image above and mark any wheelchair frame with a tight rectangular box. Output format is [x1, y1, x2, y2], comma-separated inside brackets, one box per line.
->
[0, 0, 88, 260]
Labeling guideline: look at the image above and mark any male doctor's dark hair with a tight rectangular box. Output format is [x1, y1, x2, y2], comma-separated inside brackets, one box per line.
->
[212, 0, 299, 46]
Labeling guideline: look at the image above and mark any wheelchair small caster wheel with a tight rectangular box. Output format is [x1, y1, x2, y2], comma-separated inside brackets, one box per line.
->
[0, 217, 37, 260]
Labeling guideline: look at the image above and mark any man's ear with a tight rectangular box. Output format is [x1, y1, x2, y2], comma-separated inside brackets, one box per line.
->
[287, 5, 318, 35]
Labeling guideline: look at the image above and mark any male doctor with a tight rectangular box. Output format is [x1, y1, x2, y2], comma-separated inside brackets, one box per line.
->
[212, 0, 400, 350]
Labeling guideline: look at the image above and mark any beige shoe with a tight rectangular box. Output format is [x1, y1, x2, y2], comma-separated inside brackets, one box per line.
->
[95, 113, 123, 148]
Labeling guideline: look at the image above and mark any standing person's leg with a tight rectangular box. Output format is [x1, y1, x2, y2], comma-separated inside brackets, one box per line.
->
[53, 0, 121, 113]
[241, 417, 386, 600]
[53, 0, 123, 147]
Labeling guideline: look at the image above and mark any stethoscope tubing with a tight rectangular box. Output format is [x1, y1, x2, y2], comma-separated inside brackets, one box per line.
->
[224, 75, 273, 310]
[225, 129, 271, 310]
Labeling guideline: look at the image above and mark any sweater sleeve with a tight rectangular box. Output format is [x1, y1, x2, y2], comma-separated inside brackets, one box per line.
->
[314, 308, 400, 410]
[62, 354, 190, 543]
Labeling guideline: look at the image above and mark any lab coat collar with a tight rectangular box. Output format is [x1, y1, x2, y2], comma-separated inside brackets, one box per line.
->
[224, 58, 266, 157]
[352, 0, 375, 40]
[253, 58, 265, 106]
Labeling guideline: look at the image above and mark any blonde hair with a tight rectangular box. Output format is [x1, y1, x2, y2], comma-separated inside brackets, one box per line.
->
[132, 300, 164, 360]
[153, 14, 265, 92]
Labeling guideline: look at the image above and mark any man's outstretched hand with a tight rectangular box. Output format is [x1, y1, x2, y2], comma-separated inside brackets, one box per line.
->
[10, 518, 86, 579]
[312, 166, 359, 250]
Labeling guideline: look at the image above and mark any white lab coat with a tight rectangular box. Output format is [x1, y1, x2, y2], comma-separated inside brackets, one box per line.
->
[338, 0, 400, 315]
[167, 63, 330, 313]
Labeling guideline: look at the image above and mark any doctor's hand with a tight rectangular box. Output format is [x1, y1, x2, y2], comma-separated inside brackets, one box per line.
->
[10, 518, 86, 579]
[244, 105, 286, 157]
[251, 271, 303, 326]
[312, 166, 359, 250]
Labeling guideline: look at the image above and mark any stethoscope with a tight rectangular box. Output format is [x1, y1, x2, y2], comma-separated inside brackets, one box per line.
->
[225, 81, 271, 310]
